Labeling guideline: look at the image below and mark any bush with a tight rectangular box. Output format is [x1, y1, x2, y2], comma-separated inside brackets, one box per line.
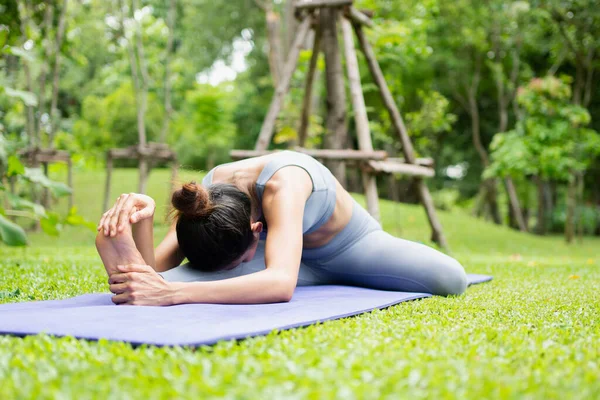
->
[170, 84, 237, 170]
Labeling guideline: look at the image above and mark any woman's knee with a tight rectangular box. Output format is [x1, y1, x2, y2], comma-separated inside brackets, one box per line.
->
[430, 256, 467, 296]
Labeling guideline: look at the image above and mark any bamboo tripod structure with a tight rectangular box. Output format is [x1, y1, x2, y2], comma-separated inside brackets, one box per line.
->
[18, 147, 74, 210]
[235, 0, 448, 251]
[102, 143, 178, 213]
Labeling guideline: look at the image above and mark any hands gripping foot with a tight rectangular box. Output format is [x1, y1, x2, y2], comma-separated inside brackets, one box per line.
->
[95, 193, 155, 277]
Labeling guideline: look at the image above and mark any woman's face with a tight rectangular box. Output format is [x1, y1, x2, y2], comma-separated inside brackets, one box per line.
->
[223, 221, 262, 270]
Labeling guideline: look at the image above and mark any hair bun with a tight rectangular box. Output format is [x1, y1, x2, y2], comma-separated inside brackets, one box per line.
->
[172, 181, 212, 218]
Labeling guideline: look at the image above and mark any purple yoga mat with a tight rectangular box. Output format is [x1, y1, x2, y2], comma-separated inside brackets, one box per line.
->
[0, 274, 492, 347]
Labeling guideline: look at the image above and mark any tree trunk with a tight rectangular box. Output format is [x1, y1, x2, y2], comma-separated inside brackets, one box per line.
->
[17, 0, 36, 147]
[491, 38, 527, 232]
[48, 0, 69, 147]
[504, 178, 527, 231]
[132, 0, 149, 148]
[565, 174, 576, 243]
[321, 8, 347, 187]
[265, 9, 284, 88]
[159, 0, 176, 144]
[576, 172, 585, 242]
[467, 59, 501, 225]
[128, 0, 150, 193]
[573, 57, 584, 106]
[535, 177, 546, 235]
[582, 48, 595, 108]
[283, 0, 298, 58]
[254, 16, 312, 150]
[298, 23, 321, 147]
[36, 5, 54, 139]
[485, 180, 501, 225]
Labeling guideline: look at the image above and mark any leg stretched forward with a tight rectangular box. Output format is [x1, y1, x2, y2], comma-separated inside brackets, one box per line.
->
[301, 201, 467, 296]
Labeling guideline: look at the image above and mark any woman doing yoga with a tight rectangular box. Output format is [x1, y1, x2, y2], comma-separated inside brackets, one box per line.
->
[96, 151, 467, 306]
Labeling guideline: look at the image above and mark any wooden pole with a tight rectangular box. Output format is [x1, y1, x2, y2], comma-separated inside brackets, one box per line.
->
[321, 8, 348, 186]
[103, 152, 113, 213]
[296, 0, 352, 10]
[346, 7, 373, 28]
[231, 148, 388, 161]
[42, 162, 50, 208]
[255, 16, 312, 151]
[354, 24, 449, 251]
[169, 160, 178, 211]
[340, 16, 380, 221]
[138, 153, 149, 194]
[298, 24, 322, 147]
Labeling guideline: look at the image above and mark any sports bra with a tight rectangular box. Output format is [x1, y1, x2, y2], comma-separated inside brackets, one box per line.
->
[202, 150, 337, 235]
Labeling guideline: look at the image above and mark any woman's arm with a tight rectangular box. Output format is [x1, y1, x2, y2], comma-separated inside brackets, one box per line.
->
[169, 268, 296, 304]
[110, 167, 313, 305]
[170, 167, 312, 304]
[153, 222, 185, 272]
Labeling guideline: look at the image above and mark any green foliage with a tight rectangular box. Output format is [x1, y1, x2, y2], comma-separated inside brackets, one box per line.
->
[72, 83, 164, 157]
[0, 137, 94, 246]
[485, 130, 537, 178]
[406, 90, 456, 155]
[486, 76, 600, 181]
[2, 87, 38, 107]
[551, 203, 600, 235]
[6, 154, 25, 176]
[2, 0, 600, 236]
[431, 188, 461, 211]
[170, 83, 237, 169]
[0, 214, 28, 246]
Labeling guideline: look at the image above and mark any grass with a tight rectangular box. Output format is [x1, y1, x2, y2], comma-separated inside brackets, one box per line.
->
[1, 168, 599, 399]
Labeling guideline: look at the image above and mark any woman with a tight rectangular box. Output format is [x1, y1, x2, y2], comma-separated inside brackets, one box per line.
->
[96, 151, 467, 306]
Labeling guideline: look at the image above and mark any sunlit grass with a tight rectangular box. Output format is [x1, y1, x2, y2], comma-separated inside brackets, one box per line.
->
[1, 168, 598, 399]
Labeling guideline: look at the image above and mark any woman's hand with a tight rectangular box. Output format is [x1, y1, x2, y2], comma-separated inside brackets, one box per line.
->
[98, 193, 156, 237]
[109, 264, 176, 306]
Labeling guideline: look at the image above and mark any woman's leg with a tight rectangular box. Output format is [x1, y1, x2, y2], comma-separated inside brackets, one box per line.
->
[95, 224, 145, 277]
[312, 229, 468, 295]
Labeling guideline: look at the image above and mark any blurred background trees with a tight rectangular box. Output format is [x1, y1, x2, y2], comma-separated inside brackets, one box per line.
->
[1, 0, 599, 243]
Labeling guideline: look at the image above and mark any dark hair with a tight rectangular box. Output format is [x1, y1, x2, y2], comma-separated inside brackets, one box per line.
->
[171, 181, 256, 272]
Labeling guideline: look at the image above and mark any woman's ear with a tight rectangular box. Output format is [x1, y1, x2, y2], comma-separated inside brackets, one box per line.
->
[251, 221, 263, 234]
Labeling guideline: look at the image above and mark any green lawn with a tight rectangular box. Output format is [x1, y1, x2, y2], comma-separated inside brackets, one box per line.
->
[1, 168, 598, 399]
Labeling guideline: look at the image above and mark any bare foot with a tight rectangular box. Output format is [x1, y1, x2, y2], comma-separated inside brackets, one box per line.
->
[95, 223, 146, 277]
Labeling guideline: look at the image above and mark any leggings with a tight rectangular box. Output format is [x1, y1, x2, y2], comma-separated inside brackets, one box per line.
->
[160, 200, 468, 296]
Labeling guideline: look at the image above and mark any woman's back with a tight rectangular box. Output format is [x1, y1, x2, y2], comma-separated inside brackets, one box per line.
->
[202, 151, 354, 248]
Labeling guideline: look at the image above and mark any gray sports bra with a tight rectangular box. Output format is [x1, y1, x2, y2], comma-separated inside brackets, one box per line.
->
[202, 151, 337, 235]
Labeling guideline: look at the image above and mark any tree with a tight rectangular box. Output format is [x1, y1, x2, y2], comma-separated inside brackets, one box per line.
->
[158, 0, 176, 144]
[486, 76, 600, 242]
[429, 0, 504, 224]
[487, 0, 531, 231]
[538, 0, 600, 108]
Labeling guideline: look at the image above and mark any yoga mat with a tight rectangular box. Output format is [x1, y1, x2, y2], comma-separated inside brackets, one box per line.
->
[0, 274, 491, 347]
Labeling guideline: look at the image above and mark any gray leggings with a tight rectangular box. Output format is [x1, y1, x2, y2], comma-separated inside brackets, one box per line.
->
[161, 201, 467, 296]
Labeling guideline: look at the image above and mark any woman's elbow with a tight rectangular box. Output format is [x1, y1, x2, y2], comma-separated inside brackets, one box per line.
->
[272, 273, 296, 303]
